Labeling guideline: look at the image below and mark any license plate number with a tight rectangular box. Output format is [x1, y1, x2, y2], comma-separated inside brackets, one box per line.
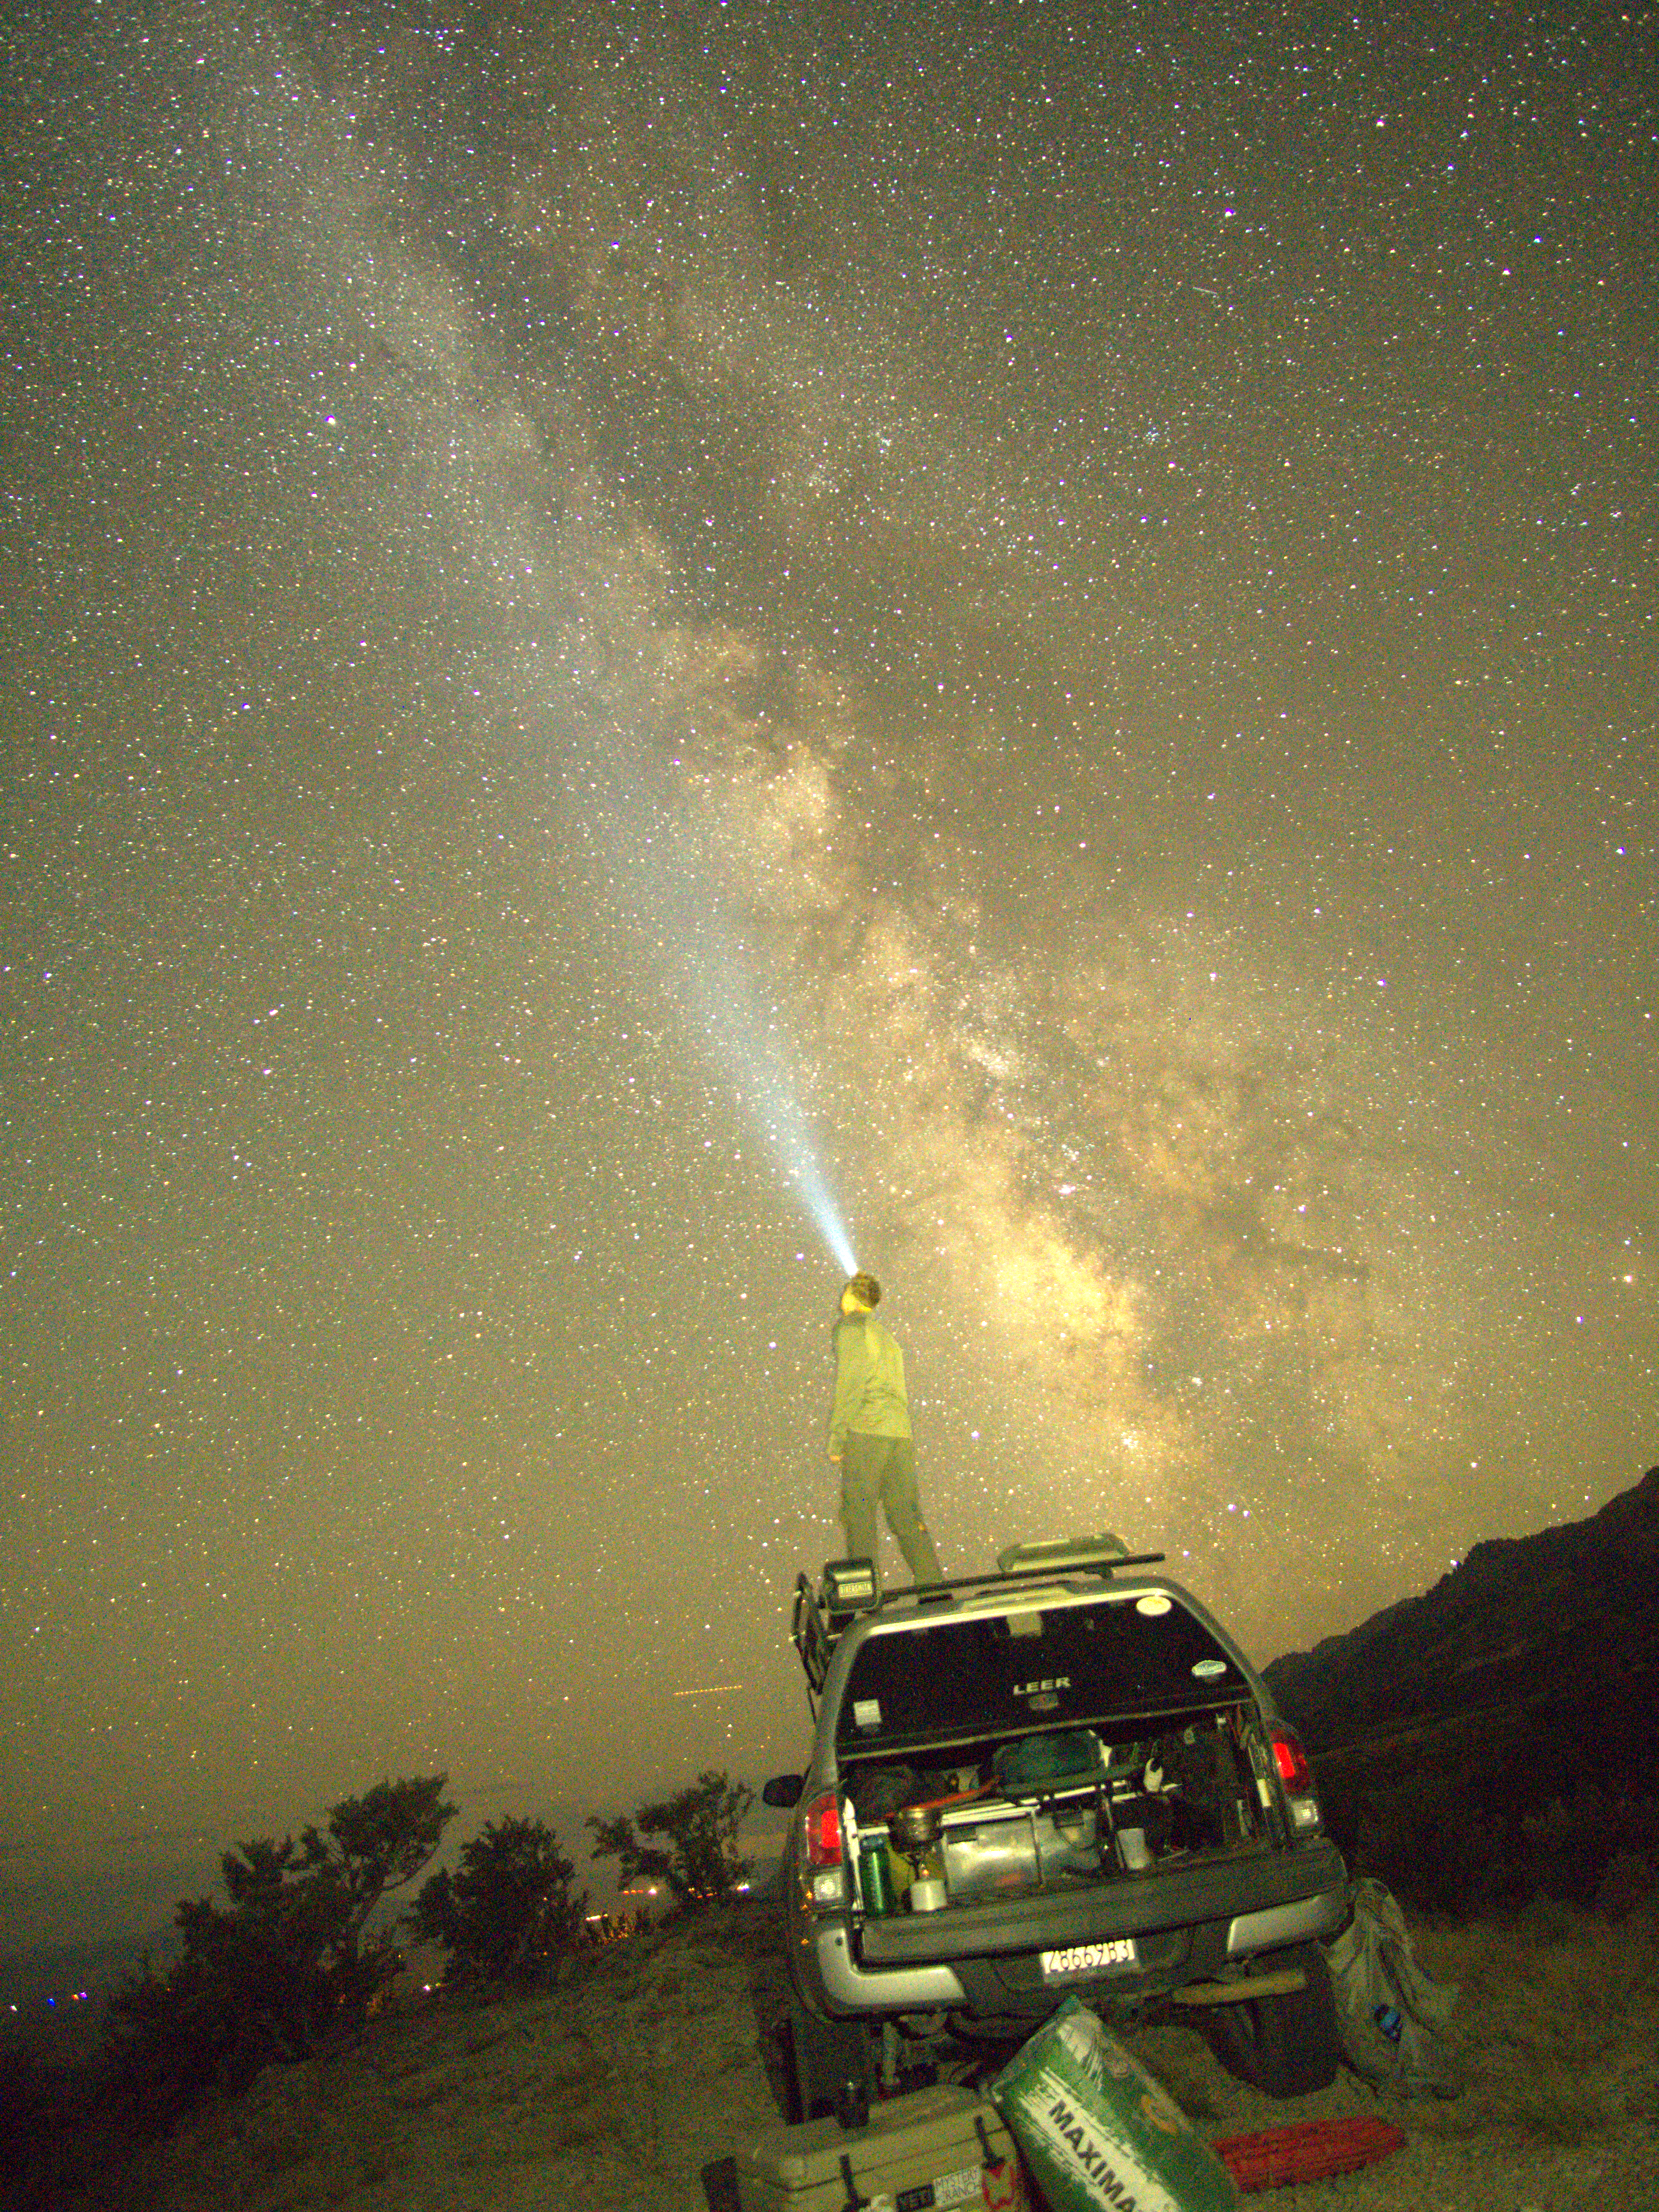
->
[1041, 1938, 1138, 1981]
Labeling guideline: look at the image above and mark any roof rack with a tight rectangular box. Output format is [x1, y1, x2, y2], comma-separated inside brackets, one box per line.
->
[790, 1547, 1169, 1698]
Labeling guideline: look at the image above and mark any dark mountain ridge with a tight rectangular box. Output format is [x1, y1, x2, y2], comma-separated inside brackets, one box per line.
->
[1262, 1465, 1659, 1914]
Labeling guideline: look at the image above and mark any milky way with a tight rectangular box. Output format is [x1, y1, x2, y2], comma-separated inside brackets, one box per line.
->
[2, 2, 1653, 1944]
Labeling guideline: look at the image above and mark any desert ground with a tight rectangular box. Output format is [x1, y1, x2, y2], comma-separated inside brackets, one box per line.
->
[21, 1895, 1659, 2212]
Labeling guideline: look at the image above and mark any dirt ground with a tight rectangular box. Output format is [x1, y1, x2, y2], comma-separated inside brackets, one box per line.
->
[36, 1895, 1659, 2212]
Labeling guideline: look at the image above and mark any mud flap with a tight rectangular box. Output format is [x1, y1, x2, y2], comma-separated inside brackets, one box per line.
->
[786, 2001, 875, 2126]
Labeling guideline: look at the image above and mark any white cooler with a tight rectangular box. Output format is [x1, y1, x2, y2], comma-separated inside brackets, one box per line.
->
[734, 2083, 1029, 2212]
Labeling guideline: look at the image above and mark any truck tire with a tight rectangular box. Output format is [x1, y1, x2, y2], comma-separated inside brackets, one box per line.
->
[785, 2000, 875, 2125]
[1207, 1944, 1341, 2097]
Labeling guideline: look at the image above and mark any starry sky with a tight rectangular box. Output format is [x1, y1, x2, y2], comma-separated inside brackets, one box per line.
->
[3, 0, 1654, 1952]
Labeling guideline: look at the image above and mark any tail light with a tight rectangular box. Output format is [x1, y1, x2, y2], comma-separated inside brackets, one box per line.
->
[1271, 1727, 1312, 1794]
[799, 1790, 848, 1911]
[803, 1791, 843, 1868]
[1271, 1725, 1323, 1831]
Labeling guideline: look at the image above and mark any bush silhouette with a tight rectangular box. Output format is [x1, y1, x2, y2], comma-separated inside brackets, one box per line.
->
[1348, 1773, 1659, 1920]
[407, 1815, 587, 1980]
[99, 1775, 454, 2130]
[587, 1769, 754, 1911]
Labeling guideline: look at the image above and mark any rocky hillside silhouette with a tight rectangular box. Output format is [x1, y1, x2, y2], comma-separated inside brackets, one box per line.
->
[1263, 1466, 1659, 1915]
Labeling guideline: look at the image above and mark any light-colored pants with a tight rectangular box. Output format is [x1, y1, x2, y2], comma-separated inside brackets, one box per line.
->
[838, 1434, 942, 1586]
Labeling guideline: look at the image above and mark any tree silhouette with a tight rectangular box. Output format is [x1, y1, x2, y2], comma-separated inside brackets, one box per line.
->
[407, 1814, 587, 1979]
[588, 1769, 754, 1910]
[101, 1775, 454, 2127]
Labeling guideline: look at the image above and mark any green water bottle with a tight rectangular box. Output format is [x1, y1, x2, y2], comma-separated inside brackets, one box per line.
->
[859, 1837, 894, 1916]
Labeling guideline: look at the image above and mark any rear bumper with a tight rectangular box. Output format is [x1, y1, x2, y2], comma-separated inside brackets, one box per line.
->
[801, 1838, 1347, 2018]
[817, 1921, 968, 2010]
[1226, 1886, 1346, 1956]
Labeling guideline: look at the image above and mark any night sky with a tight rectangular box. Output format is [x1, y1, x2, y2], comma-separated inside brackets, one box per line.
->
[3, 1, 1654, 1951]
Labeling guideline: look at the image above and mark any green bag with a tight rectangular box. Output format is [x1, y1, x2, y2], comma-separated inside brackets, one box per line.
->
[994, 1730, 1104, 1798]
[990, 1996, 1237, 2212]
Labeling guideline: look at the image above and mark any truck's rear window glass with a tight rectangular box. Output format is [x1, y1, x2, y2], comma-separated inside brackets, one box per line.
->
[834, 1598, 1245, 1752]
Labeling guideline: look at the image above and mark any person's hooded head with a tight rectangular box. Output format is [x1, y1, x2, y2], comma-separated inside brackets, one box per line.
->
[841, 1272, 882, 1316]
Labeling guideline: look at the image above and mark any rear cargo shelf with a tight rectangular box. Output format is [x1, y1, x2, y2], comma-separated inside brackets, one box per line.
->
[844, 1704, 1271, 1916]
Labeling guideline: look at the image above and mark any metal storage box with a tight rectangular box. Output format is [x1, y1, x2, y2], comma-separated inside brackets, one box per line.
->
[942, 1797, 1104, 1904]
[735, 2083, 1028, 2212]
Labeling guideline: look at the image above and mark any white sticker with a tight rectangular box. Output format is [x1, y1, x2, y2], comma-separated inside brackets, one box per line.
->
[934, 2165, 982, 2206]
[853, 1697, 882, 1729]
[1191, 1657, 1228, 1678]
[1135, 1594, 1172, 1616]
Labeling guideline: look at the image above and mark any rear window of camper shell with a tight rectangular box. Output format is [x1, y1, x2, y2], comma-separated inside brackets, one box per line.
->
[833, 1592, 1247, 1755]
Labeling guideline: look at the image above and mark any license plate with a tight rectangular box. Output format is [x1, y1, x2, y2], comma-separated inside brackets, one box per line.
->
[1041, 1938, 1138, 1981]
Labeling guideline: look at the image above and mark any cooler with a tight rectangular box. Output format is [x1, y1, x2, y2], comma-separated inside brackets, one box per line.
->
[735, 2083, 1028, 2212]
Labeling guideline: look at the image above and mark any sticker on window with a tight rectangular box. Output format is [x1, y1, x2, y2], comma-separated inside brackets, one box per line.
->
[853, 1697, 883, 1729]
[1191, 1657, 1228, 1678]
[1135, 1594, 1172, 1616]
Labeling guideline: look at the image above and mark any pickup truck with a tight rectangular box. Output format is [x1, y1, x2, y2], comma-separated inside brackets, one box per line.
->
[763, 1537, 1349, 2120]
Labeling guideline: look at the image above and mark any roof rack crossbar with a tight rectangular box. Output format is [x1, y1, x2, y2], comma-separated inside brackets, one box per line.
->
[892, 1552, 1167, 1600]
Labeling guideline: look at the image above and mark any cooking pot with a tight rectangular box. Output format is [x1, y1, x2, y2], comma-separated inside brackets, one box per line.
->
[889, 1802, 943, 1853]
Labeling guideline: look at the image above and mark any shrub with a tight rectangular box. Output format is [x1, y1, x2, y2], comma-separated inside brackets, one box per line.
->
[407, 1815, 587, 1981]
[1520, 1787, 1659, 1908]
[1348, 1778, 1659, 1921]
[99, 1775, 454, 2131]
[1594, 1850, 1655, 1923]
[0, 2043, 85, 2175]
[587, 1770, 754, 1912]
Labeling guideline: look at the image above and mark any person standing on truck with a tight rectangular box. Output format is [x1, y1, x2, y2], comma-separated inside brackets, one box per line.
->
[827, 1272, 943, 1586]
